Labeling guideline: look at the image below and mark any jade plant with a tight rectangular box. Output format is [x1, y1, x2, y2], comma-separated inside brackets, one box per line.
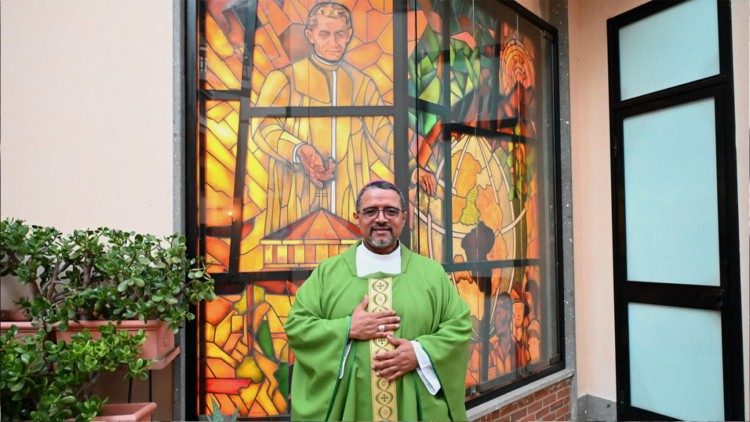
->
[0, 218, 215, 331]
[0, 324, 150, 421]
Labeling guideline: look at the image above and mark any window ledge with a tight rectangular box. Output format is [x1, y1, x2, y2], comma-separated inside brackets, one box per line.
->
[466, 368, 575, 420]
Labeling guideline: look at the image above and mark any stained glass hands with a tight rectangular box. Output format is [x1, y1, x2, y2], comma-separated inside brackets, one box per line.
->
[298, 144, 335, 187]
[412, 167, 437, 196]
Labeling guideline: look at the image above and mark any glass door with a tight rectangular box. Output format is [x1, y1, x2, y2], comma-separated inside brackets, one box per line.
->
[607, 0, 744, 420]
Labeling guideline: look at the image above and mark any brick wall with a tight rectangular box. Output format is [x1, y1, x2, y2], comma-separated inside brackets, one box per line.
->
[473, 379, 572, 421]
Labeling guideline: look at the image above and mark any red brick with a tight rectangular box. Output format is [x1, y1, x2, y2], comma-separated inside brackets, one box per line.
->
[502, 402, 517, 412]
[534, 388, 548, 401]
[536, 411, 552, 421]
[543, 394, 556, 406]
[527, 397, 545, 414]
[518, 413, 537, 422]
[509, 406, 528, 420]
[556, 407, 571, 419]
[556, 386, 570, 400]
[492, 410, 508, 421]
[548, 382, 564, 393]
[520, 395, 535, 407]
[549, 398, 565, 412]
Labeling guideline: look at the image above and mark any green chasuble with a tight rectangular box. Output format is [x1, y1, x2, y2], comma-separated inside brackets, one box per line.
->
[285, 242, 472, 421]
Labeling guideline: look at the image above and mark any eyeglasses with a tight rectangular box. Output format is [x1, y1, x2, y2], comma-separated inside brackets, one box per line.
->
[358, 207, 403, 220]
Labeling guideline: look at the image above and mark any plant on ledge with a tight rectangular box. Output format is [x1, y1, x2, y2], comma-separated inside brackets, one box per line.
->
[0, 324, 149, 422]
[0, 218, 63, 324]
[0, 218, 215, 331]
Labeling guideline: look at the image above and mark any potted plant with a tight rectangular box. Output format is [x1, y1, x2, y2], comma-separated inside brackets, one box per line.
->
[1, 218, 215, 363]
[0, 323, 151, 421]
[1, 219, 216, 420]
[0, 218, 61, 337]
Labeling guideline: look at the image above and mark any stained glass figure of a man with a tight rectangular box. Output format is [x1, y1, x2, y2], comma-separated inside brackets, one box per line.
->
[250, 2, 393, 235]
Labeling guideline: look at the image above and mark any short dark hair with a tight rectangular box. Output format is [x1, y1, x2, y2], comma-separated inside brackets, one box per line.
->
[355, 180, 406, 211]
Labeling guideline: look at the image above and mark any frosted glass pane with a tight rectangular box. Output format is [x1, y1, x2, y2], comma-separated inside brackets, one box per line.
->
[619, 0, 719, 100]
[624, 98, 719, 285]
[629, 303, 724, 420]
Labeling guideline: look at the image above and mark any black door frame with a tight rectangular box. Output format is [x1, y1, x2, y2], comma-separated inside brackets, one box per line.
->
[607, 0, 744, 420]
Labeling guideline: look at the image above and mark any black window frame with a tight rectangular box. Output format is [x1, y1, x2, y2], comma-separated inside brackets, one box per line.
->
[184, 0, 565, 418]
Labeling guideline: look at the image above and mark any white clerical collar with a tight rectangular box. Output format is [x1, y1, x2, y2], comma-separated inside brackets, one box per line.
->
[355, 242, 402, 277]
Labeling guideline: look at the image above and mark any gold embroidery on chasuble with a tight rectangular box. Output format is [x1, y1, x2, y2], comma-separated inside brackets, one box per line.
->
[368, 276, 397, 421]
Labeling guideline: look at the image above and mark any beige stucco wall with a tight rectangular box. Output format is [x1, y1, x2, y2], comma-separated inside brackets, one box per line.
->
[732, 1, 749, 418]
[0, 0, 177, 419]
[0, 0, 175, 236]
[569, 0, 647, 403]
[569, 0, 750, 418]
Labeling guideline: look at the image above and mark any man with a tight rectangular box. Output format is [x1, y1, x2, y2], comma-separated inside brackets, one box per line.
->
[511, 296, 530, 368]
[285, 181, 472, 421]
[487, 292, 514, 378]
[250, 2, 393, 235]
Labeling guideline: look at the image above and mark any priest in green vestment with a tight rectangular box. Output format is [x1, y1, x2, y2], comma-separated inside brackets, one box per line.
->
[285, 180, 472, 421]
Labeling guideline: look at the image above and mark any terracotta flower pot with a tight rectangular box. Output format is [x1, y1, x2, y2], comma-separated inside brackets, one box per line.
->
[0, 309, 39, 338]
[94, 402, 157, 421]
[56, 320, 177, 363]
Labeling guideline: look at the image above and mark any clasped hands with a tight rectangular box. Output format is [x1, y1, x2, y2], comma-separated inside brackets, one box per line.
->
[349, 295, 418, 381]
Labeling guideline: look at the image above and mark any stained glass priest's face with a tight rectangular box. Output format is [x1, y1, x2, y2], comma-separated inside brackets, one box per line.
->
[354, 187, 406, 255]
[305, 14, 352, 63]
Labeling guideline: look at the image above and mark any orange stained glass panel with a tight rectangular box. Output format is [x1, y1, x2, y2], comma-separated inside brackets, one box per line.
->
[205, 237, 230, 274]
[240, 116, 393, 272]
[452, 269, 482, 389]
[203, 1, 245, 90]
[204, 100, 240, 274]
[450, 134, 516, 264]
[248, 0, 393, 105]
[203, 284, 293, 417]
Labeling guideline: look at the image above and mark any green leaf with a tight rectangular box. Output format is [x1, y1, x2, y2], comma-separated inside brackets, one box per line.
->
[61, 395, 76, 404]
[256, 321, 275, 358]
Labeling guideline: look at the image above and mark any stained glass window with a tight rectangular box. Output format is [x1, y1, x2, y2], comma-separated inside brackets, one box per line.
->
[406, 0, 560, 401]
[192, 0, 560, 418]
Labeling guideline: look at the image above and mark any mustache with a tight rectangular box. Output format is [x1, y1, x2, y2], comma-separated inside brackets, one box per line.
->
[370, 225, 392, 233]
